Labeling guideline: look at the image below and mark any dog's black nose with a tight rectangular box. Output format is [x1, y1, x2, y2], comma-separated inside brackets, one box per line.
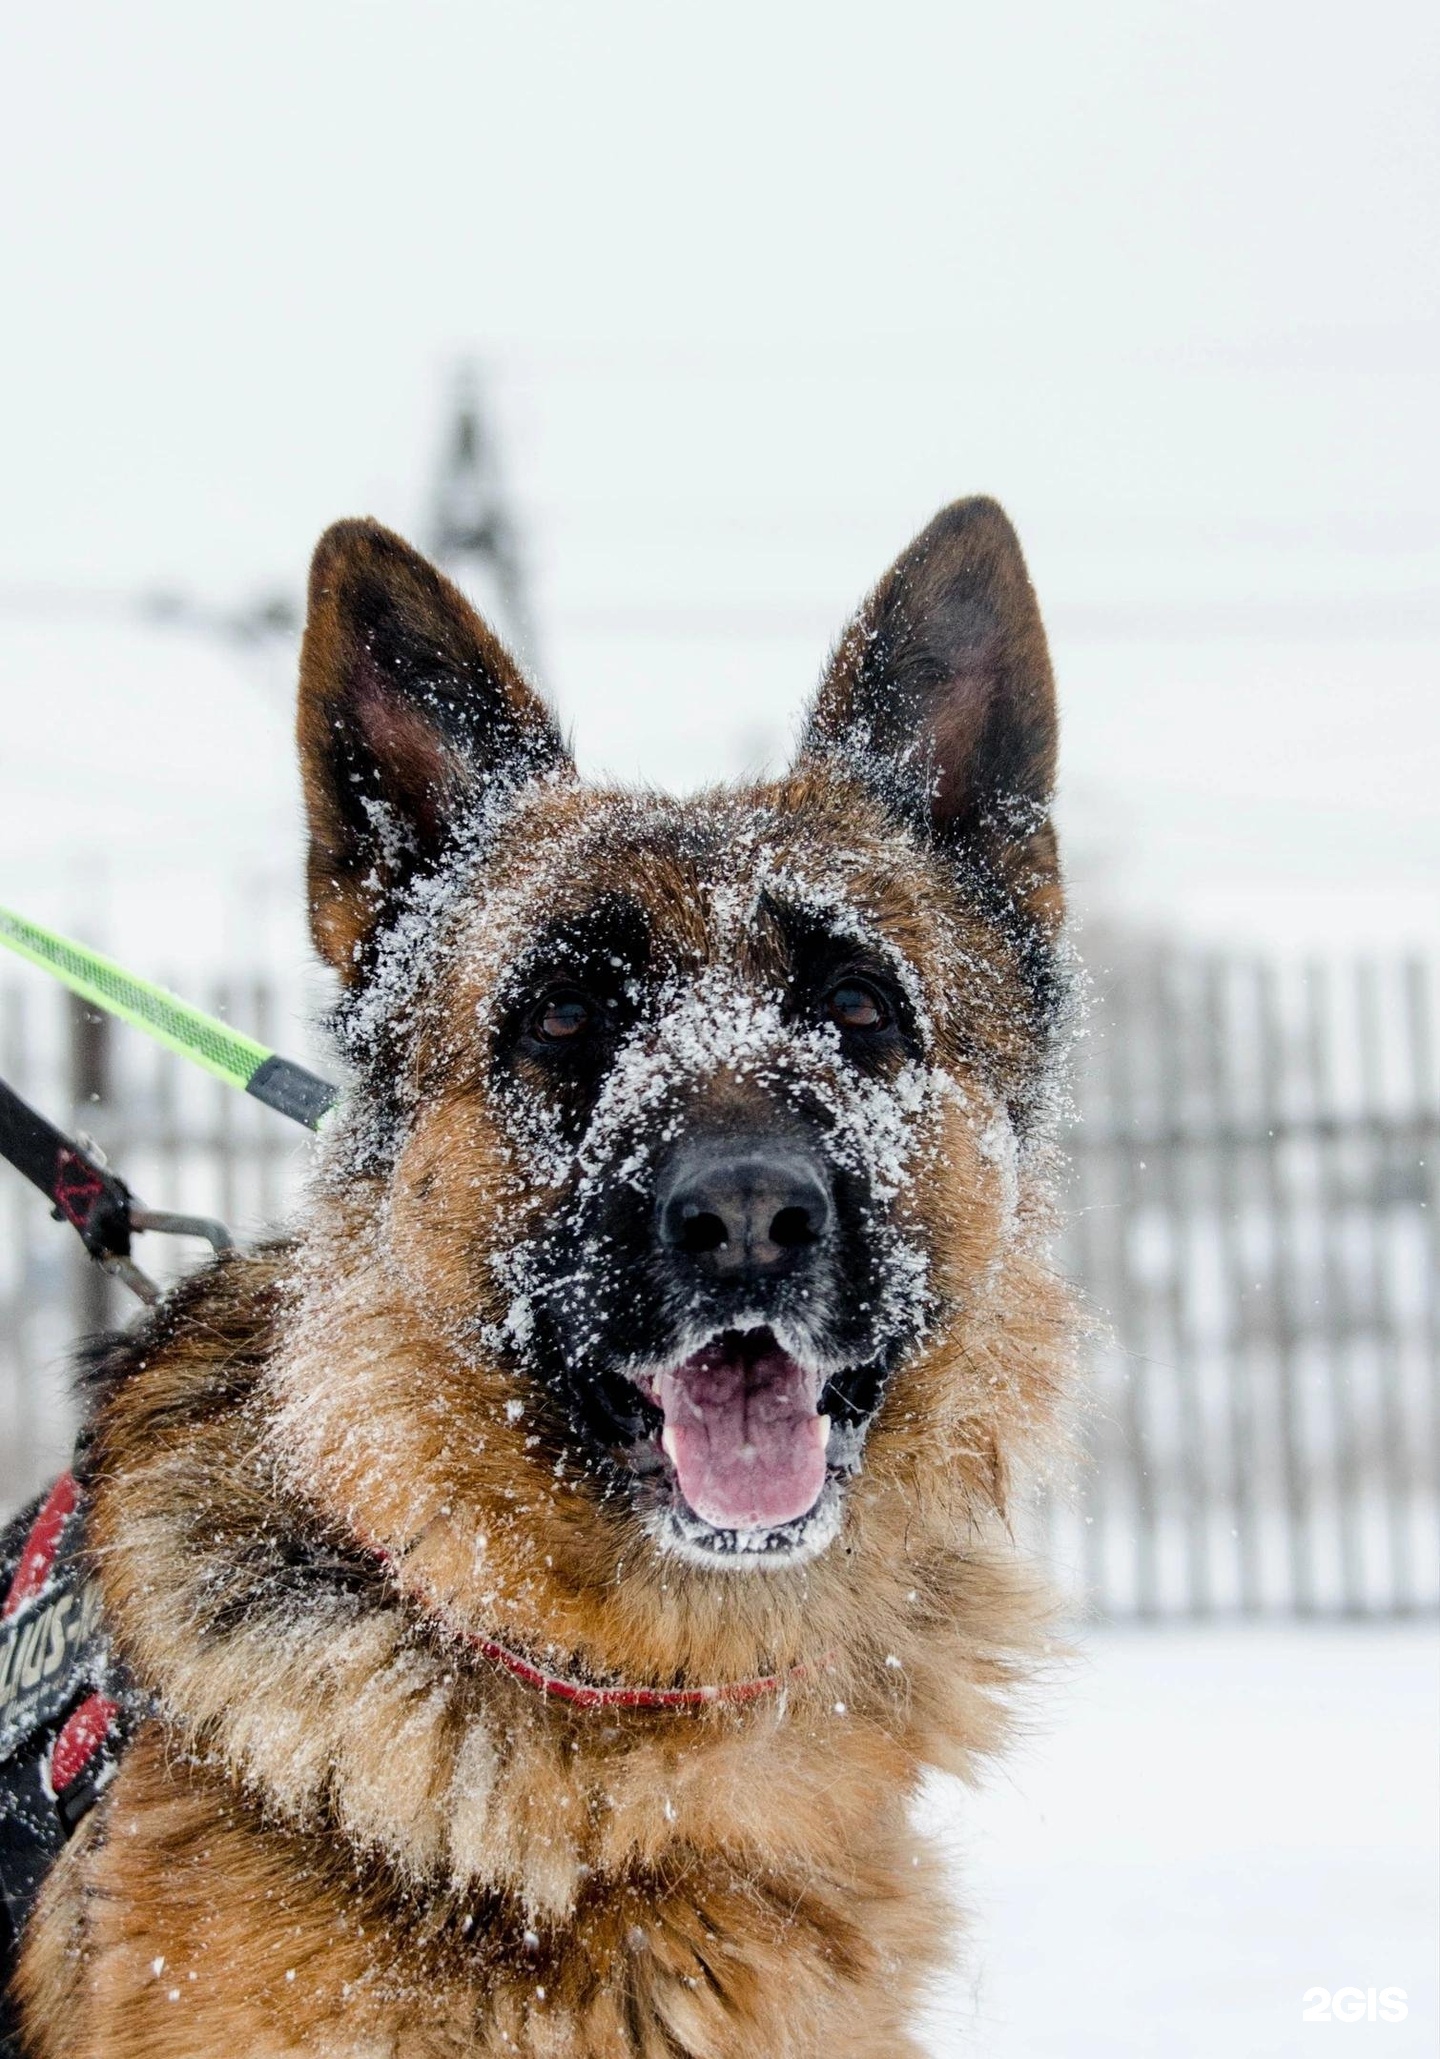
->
[656, 1139, 833, 1281]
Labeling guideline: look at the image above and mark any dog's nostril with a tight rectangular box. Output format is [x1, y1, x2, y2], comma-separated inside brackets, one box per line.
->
[769, 1205, 817, 1249]
[677, 1209, 728, 1256]
[657, 1141, 833, 1276]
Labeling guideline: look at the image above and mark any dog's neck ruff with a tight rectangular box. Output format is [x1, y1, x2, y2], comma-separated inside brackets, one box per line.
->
[369, 1546, 811, 1711]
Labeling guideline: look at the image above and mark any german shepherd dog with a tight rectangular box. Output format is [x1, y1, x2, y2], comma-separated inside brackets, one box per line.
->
[14, 498, 1074, 2056]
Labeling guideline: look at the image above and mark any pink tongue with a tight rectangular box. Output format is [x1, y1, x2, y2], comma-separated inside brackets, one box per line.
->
[656, 1334, 828, 1532]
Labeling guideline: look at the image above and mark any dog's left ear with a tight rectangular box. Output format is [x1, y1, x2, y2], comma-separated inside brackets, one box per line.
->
[797, 497, 1060, 933]
[297, 518, 569, 982]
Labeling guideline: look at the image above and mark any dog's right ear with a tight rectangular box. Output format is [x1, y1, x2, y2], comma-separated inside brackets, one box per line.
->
[297, 519, 568, 982]
[796, 498, 1060, 940]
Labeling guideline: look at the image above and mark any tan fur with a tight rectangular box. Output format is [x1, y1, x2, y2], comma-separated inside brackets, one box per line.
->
[14, 506, 1076, 2056]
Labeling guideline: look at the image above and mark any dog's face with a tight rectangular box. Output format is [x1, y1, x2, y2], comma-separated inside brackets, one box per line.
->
[290, 501, 1063, 1598]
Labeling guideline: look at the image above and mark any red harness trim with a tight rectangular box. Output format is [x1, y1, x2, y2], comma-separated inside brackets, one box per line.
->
[3, 1471, 78, 1619]
[50, 1691, 120, 1794]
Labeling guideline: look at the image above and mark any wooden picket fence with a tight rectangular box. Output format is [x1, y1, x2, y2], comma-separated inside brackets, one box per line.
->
[1045, 947, 1439, 1617]
[2, 950, 1437, 1618]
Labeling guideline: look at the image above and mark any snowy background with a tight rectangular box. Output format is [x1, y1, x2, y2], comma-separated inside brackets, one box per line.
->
[1, 5, 1436, 2052]
[921, 1626, 1438, 2056]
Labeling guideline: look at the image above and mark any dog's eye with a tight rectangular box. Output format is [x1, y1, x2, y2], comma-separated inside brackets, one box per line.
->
[531, 990, 593, 1043]
[824, 979, 890, 1032]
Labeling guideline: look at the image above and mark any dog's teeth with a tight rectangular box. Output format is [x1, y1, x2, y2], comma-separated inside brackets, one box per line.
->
[818, 1413, 832, 1450]
[661, 1426, 679, 1464]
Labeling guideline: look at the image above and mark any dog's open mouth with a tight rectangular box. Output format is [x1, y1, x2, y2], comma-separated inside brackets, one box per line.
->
[629, 1328, 840, 1559]
[640, 1328, 829, 1531]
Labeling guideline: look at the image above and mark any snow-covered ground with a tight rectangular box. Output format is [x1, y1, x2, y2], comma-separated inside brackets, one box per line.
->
[920, 1625, 1439, 2056]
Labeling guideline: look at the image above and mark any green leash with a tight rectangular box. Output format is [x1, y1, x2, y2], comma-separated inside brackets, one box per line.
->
[0, 903, 337, 1131]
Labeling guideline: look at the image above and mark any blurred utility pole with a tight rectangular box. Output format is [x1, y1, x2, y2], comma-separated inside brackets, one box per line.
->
[68, 995, 114, 1340]
[428, 364, 539, 676]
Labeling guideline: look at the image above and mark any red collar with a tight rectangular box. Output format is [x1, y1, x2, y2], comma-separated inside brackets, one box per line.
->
[367, 1542, 818, 1711]
[464, 1631, 808, 1711]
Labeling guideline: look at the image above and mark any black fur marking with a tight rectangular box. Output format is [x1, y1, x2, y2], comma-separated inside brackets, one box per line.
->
[491, 894, 656, 1148]
[759, 893, 922, 1075]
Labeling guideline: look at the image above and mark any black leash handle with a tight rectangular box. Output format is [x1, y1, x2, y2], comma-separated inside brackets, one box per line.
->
[0, 1074, 232, 1304]
[0, 1076, 135, 1265]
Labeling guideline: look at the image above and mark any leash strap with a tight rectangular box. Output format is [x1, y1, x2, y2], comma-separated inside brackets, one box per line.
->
[0, 1075, 135, 1267]
[0, 904, 337, 1131]
[0, 1072, 234, 1303]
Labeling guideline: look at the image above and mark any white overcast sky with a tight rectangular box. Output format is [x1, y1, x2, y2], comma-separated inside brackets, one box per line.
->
[0, 0, 1436, 976]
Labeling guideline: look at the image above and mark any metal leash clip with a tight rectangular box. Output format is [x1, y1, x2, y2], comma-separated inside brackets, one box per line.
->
[103, 1208, 235, 1305]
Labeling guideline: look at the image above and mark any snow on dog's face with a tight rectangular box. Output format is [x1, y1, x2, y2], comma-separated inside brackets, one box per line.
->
[292, 505, 1065, 1581]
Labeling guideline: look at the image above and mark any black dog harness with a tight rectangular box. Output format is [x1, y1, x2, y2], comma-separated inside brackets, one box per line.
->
[0, 1473, 131, 2050]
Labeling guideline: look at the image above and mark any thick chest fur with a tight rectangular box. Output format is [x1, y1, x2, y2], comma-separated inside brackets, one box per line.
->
[23, 1725, 946, 2059]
